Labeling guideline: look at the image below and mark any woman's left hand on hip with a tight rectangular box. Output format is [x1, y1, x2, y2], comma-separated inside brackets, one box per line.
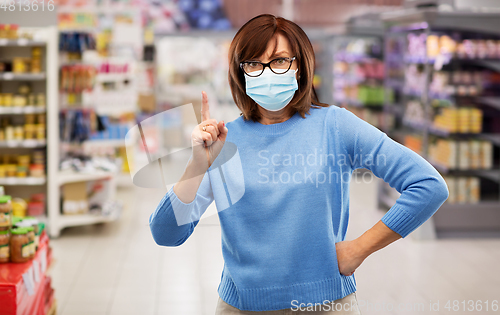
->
[335, 240, 366, 276]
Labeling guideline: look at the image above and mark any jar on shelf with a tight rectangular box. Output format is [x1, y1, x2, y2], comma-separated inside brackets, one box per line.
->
[13, 95, 27, 107]
[12, 198, 27, 217]
[13, 58, 27, 73]
[0, 25, 7, 39]
[16, 221, 35, 258]
[6, 25, 19, 40]
[3, 94, 13, 107]
[26, 226, 35, 258]
[24, 124, 36, 140]
[0, 230, 9, 263]
[20, 217, 39, 250]
[0, 195, 12, 231]
[10, 227, 30, 263]
[14, 126, 24, 140]
[18, 155, 30, 166]
[36, 124, 45, 140]
[16, 166, 27, 177]
[0, 166, 5, 178]
[31, 60, 41, 73]
[6, 165, 17, 177]
[36, 94, 45, 107]
[29, 164, 44, 178]
[5, 126, 14, 141]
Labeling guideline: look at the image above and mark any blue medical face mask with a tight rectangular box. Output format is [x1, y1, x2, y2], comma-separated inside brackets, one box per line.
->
[244, 68, 298, 112]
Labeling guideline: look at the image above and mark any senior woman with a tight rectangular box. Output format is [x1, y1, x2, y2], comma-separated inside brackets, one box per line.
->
[149, 14, 449, 314]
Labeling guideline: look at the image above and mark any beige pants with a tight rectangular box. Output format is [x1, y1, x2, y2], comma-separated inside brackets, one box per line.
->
[215, 292, 361, 315]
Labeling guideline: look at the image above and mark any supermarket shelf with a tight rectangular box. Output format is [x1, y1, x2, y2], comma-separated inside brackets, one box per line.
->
[429, 160, 500, 182]
[57, 212, 119, 229]
[0, 106, 46, 114]
[427, 127, 500, 144]
[0, 38, 46, 46]
[0, 139, 46, 148]
[0, 72, 46, 80]
[57, 171, 115, 185]
[0, 177, 46, 185]
[382, 8, 500, 239]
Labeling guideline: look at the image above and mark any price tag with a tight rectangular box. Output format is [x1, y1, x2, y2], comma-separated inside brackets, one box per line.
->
[2, 73, 14, 80]
[33, 260, 40, 283]
[22, 268, 35, 296]
[40, 249, 47, 273]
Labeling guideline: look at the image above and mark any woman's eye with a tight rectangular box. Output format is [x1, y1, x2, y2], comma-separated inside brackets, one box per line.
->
[248, 62, 259, 68]
[275, 59, 286, 64]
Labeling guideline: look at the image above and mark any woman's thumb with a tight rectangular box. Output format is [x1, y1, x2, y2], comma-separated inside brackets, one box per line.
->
[218, 120, 228, 141]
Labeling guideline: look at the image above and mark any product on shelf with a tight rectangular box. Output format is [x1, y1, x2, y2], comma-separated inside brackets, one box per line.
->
[27, 194, 45, 217]
[0, 195, 12, 231]
[444, 176, 480, 204]
[0, 84, 46, 108]
[406, 33, 500, 61]
[12, 198, 27, 217]
[0, 229, 9, 263]
[17, 217, 40, 250]
[9, 227, 30, 263]
[432, 107, 482, 133]
[429, 139, 492, 170]
[0, 152, 46, 178]
[0, 114, 46, 141]
[429, 71, 486, 98]
[0, 24, 19, 40]
[59, 32, 96, 62]
[404, 134, 423, 155]
[2, 47, 43, 74]
[60, 65, 96, 94]
[333, 37, 387, 108]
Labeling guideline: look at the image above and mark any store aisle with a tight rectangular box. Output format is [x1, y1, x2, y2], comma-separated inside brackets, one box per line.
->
[49, 173, 500, 315]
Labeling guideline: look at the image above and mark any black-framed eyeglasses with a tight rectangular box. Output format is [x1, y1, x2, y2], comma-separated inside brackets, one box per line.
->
[240, 57, 296, 77]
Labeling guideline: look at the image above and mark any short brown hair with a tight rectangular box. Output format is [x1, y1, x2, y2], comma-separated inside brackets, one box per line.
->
[228, 14, 329, 122]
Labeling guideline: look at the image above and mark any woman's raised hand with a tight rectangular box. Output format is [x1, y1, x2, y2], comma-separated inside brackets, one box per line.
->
[191, 91, 228, 170]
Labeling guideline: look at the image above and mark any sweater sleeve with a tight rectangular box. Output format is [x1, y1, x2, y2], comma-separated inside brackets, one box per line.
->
[149, 171, 214, 246]
[333, 107, 449, 238]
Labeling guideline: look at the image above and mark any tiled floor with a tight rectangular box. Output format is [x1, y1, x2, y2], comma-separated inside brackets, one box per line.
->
[49, 174, 500, 315]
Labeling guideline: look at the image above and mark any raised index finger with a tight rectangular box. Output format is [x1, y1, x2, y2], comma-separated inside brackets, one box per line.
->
[201, 91, 210, 122]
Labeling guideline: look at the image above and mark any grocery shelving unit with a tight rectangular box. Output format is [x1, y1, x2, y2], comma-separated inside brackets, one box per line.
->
[0, 26, 56, 229]
[380, 8, 500, 238]
[330, 14, 394, 132]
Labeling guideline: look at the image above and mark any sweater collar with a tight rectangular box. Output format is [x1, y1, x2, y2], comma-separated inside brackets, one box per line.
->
[243, 111, 302, 136]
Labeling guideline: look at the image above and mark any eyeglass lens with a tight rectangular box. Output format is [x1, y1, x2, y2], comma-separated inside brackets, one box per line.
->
[242, 58, 293, 76]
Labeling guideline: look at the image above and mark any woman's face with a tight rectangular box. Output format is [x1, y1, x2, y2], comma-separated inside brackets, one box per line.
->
[252, 33, 298, 75]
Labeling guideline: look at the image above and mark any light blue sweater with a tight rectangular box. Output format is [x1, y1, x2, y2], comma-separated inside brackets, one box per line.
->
[149, 105, 449, 311]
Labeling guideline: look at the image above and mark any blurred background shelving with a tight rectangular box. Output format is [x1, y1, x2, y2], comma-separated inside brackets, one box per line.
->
[380, 8, 500, 238]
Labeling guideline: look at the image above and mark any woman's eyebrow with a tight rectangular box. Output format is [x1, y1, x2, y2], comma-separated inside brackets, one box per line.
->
[270, 51, 290, 58]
